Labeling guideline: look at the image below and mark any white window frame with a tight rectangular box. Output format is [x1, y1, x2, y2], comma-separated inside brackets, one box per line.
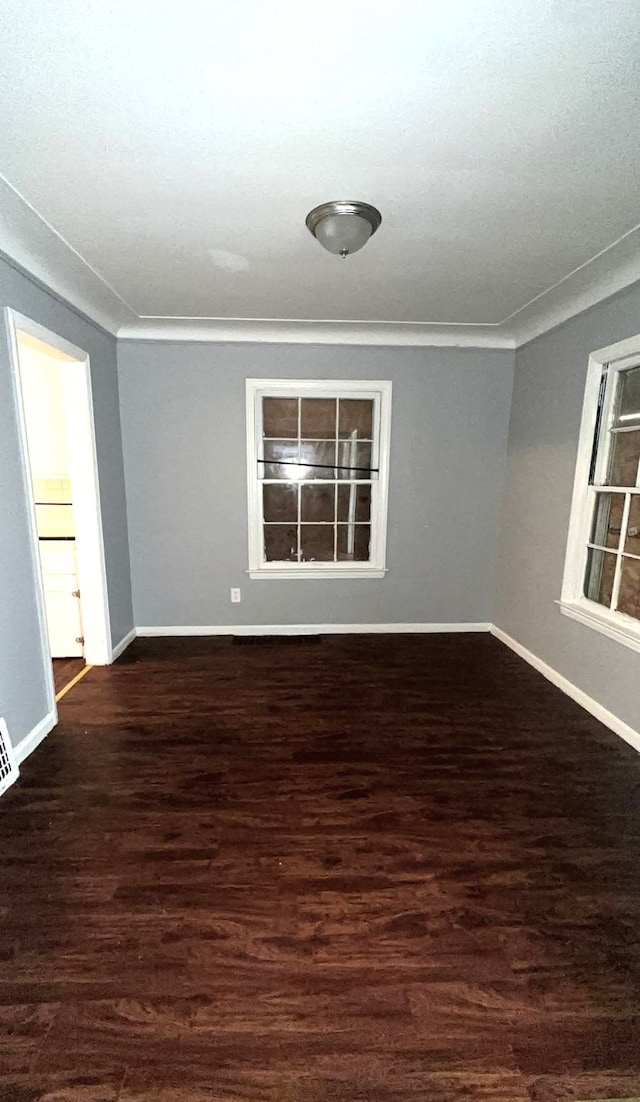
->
[560, 334, 640, 654]
[246, 378, 392, 580]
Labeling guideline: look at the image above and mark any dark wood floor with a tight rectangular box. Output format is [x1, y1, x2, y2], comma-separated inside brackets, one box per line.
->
[52, 657, 86, 694]
[2, 634, 640, 1102]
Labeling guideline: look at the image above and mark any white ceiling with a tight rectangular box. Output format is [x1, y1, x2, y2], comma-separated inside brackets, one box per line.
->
[0, 0, 639, 345]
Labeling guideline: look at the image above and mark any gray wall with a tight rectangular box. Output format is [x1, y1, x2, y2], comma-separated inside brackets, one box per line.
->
[6, 254, 639, 753]
[495, 283, 640, 733]
[118, 342, 514, 629]
[0, 254, 133, 748]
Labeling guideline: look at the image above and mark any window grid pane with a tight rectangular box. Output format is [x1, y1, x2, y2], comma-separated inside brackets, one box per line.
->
[259, 396, 377, 482]
[262, 397, 298, 439]
[584, 547, 616, 608]
[607, 429, 640, 488]
[559, 353, 640, 651]
[618, 556, 640, 618]
[587, 542, 640, 561]
[254, 388, 386, 571]
[584, 487, 640, 620]
[590, 492, 625, 549]
[625, 494, 640, 555]
[300, 398, 337, 439]
[615, 365, 640, 427]
[262, 478, 373, 565]
[598, 364, 640, 488]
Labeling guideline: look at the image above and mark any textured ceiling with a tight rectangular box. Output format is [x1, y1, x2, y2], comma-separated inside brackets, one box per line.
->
[0, 0, 639, 332]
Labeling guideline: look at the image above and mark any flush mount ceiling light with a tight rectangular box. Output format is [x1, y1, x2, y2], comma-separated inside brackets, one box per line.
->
[306, 200, 382, 258]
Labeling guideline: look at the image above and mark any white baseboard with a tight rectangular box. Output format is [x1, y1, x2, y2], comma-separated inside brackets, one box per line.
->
[13, 709, 57, 766]
[135, 622, 492, 638]
[111, 626, 137, 660]
[491, 625, 640, 754]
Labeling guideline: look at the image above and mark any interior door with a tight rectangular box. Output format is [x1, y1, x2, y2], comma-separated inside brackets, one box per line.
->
[39, 544, 84, 658]
[42, 575, 83, 657]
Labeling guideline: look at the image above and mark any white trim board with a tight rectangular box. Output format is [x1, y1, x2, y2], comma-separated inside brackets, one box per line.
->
[136, 622, 492, 637]
[6, 308, 113, 666]
[13, 709, 57, 766]
[245, 378, 392, 581]
[0, 176, 135, 335]
[118, 318, 513, 348]
[491, 625, 640, 755]
[559, 335, 640, 657]
[2, 174, 640, 349]
[5, 313, 57, 720]
[111, 627, 136, 660]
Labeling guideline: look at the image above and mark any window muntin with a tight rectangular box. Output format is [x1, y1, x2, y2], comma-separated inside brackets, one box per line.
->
[583, 362, 640, 623]
[246, 381, 391, 579]
[262, 396, 375, 565]
[561, 348, 640, 653]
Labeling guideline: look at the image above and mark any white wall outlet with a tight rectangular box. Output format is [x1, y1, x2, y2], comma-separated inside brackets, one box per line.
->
[230, 587, 241, 603]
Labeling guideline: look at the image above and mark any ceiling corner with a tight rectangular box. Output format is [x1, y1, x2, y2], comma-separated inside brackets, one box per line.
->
[0, 175, 138, 336]
[508, 224, 640, 348]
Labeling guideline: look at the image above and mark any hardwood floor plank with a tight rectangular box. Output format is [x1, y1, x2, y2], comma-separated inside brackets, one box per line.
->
[52, 658, 86, 695]
[528, 1072, 640, 1101]
[0, 635, 639, 1100]
[0, 1071, 124, 1101]
[0, 1002, 58, 1076]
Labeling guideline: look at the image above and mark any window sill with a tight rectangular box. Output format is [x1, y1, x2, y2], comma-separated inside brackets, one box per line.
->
[248, 567, 387, 581]
[558, 598, 640, 655]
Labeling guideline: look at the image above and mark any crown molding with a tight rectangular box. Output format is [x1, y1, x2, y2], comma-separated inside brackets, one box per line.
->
[506, 222, 640, 347]
[116, 317, 515, 349]
[0, 175, 136, 336]
[0, 175, 639, 350]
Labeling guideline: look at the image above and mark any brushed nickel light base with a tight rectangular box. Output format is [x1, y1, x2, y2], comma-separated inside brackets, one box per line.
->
[306, 200, 382, 257]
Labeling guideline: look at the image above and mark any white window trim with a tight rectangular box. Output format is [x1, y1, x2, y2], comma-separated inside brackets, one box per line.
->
[560, 334, 640, 654]
[246, 378, 392, 580]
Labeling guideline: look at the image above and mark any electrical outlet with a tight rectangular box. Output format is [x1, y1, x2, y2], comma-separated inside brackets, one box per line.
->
[230, 587, 241, 603]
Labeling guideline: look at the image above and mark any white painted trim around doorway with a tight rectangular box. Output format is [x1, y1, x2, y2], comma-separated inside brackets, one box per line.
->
[5, 312, 58, 733]
[6, 308, 113, 667]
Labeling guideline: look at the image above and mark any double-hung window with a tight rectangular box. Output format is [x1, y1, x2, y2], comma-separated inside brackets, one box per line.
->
[246, 379, 391, 579]
[561, 339, 640, 652]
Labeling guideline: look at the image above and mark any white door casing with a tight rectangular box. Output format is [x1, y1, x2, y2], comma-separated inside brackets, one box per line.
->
[6, 308, 112, 667]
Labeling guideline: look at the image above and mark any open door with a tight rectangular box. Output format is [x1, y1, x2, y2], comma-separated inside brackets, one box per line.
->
[7, 309, 112, 672]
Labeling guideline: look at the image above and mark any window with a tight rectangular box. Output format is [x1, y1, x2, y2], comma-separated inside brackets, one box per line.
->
[561, 338, 640, 653]
[246, 379, 392, 579]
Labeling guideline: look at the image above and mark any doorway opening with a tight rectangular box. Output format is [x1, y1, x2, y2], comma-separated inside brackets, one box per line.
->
[6, 309, 112, 709]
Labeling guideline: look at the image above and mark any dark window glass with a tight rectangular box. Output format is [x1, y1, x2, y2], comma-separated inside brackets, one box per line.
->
[589, 492, 625, 549]
[264, 524, 298, 562]
[584, 547, 616, 607]
[617, 556, 640, 619]
[337, 524, 371, 561]
[301, 484, 335, 523]
[263, 398, 298, 439]
[263, 484, 298, 523]
[338, 399, 373, 440]
[337, 484, 371, 523]
[300, 524, 334, 562]
[300, 398, 336, 439]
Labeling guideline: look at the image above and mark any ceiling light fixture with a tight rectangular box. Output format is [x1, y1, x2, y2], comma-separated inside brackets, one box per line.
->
[306, 200, 382, 258]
